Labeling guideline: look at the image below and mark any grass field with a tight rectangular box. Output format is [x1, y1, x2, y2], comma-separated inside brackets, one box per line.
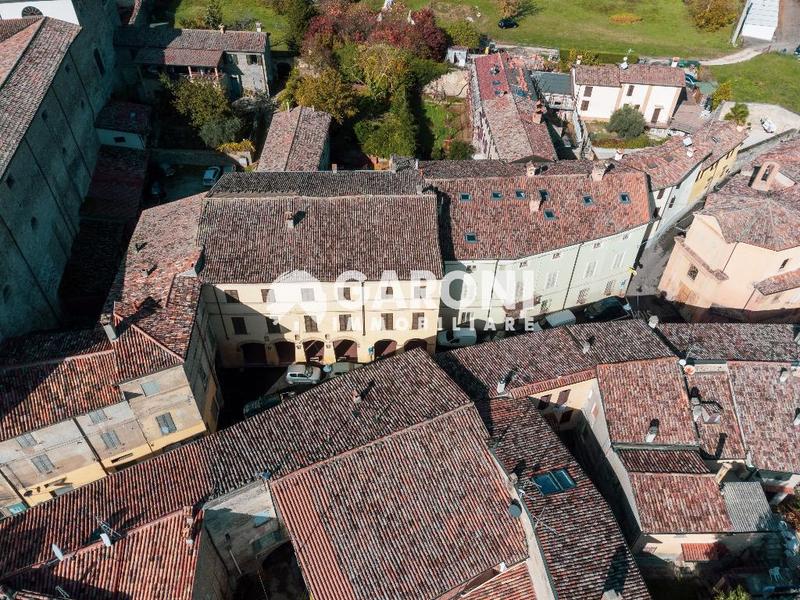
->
[152, 0, 289, 50]
[712, 54, 800, 114]
[368, 0, 736, 58]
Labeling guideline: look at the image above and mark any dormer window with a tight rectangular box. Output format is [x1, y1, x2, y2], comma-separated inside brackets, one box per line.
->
[491, 191, 503, 200]
[620, 193, 631, 204]
[544, 209, 557, 221]
[515, 190, 526, 199]
[459, 193, 471, 201]
[465, 232, 478, 243]
[539, 189, 549, 202]
[583, 195, 594, 206]
[532, 469, 576, 495]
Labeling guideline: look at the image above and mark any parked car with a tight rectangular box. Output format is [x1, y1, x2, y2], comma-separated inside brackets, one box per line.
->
[684, 73, 697, 88]
[677, 59, 701, 69]
[584, 297, 632, 321]
[761, 117, 776, 134]
[529, 309, 578, 332]
[243, 390, 296, 419]
[498, 18, 518, 28]
[202, 166, 222, 186]
[794, 45, 800, 57]
[437, 328, 478, 348]
[285, 364, 323, 385]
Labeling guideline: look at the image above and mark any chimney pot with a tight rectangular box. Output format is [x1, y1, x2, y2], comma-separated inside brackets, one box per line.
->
[671, 56, 679, 68]
[331, 163, 338, 173]
[219, 24, 225, 32]
[255, 21, 262, 32]
[102, 322, 117, 342]
[793, 409, 800, 427]
[614, 148, 624, 161]
[576, 54, 582, 65]
[526, 162, 537, 177]
[285, 211, 295, 229]
[590, 161, 609, 182]
[529, 199, 540, 213]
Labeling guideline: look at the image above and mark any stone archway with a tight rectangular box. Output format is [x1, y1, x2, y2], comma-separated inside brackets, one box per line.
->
[274, 341, 296, 366]
[333, 339, 358, 362]
[403, 339, 427, 353]
[302, 339, 324, 363]
[373, 339, 397, 359]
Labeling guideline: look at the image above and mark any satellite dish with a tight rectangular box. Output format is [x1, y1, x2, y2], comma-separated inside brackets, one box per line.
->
[507, 501, 523, 519]
[52, 543, 65, 561]
[100, 533, 112, 547]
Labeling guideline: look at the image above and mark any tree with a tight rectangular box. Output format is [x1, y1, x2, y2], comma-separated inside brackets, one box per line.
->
[355, 86, 418, 158]
[687, 0, 739, 31]
[200, 115, 242, 147]
[162, 76, 232, 129]
[498, 0, 521, 19]
[447, 139, 474, 159]
[445, 21, 481, 49]
[356, 44, 412, 101]
[714, 586, 751, 600]
[204, 0, 224, 29]
[724, 102, 749, 126]
[285, 0, 316, 54]
[294, 68, 358, 123]
[607, 105, 646, 139]
[712, 80, 733, 109]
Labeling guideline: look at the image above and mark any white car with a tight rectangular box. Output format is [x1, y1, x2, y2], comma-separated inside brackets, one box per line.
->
[202, 166, 222, 186]
[437, 329, 478, 348]
[761, 117, 776, 134]
[285, 364, 322, 385]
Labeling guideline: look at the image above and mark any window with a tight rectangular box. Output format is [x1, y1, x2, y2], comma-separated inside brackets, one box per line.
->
[6, 502, 26, 516]
[100, 430, 121, 450]
[656, 189, 665, 200]
[382, 286, 393, 299]
[247, 54, 261, 65]
[88, 409, 108, 424]
[17, 433, 36, 448]
[592, 242, 602, 249]
[465, 232, 478, 243]
[545, 272, 558, 289]
[584, 261, 597, 279]
[612, 252, 624, 270]
[582, 195, 594, 206]
[515, 190, 526, 199]
[532, 469, 576, 495]
[266, 317, 281, 333]
[224, 290, 240, 303]
[339, 287, 352, 301]
[113, 136, 126, 143]
[381, 313, 393, 330]
[780, 259, 790, 270]
[539, 189, 549, 202]
[301, 288, 314, 302]
[339, 314, 353, 331]
[687, 265, 699, 281]
[304, 315, 318, 333]
[577, 288, 589, 304]
[31, 454, 55, 474]
[227, 54, 239, 65]
[626, 84, 634, 97]
[93, 49, 105, 75]
[619, 193, 631, 204]
[232, 316, 247, 335]
[622, 233, 630, 241]
[552, 252, 560, 260]
[413, 285, 426, 299]
[540, 299, 550, 313]
[491, 191, 503, 200]
[460, 193, 471, 201]
[5, 175, 14, 189]
[141, 381, 160, 396]
[580, 100, 590, 111]
[156, 413, 177, 435]
[261, 289, 270, 303]
[412, 312, 425, 329]
[604, 280, 614, 296]
[584, 86, 593, 98]
[459, 312, 472, 326]
[543, 209, 557, 220]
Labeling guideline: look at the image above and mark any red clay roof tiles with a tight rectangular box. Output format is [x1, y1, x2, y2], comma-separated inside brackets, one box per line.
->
[574, 64, 685, 88]
[685, 370, 747, 460]
[461, 563, 536, 600]
[617, 448, 709, 474]
[658, 323, 800, 362]
[258, 106, 332, 172]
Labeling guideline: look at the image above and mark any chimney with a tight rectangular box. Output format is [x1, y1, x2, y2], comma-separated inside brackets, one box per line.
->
[686, 148, 694, 158]
[532, 111, 543, 125]
[351, 389, 361, 403]
[528, 199, 540, 214]
[219, 24, 225, 33]
[793, 409, 800, 427]
[648, 315, 659, 329]
[415, 182, 424, 195]
[285, 211, 295, 229]
[331, 163, 338, 173]
[620, 56, 628, 70]
[102, 321, 117, 342]
[614, 148, 624, 161]
[526, 162, 537, 177]
[575, 54, 582, 66]
[645, 419, 659, 443]
[751, 161, 780, 192]
[780, 367, 789, 383]
[683, 136, 694, 147]
[590, 161, 609, 182]
[671, 56, 679, 68]
[255, 21, 262, 32]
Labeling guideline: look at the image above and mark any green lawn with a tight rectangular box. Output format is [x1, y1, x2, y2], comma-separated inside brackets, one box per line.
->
[711, 53, 800, 114]
[152, 0, 289, 50]
[369, 0, 735, 58]
[421, 98, 464, 157]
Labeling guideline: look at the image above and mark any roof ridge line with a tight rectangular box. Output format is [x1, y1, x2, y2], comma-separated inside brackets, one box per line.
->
[114, 318, 185, 363]
[0, 17, 45, 89]
[0, 347, 115, 372]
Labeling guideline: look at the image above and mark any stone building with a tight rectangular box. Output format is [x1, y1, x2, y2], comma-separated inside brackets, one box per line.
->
[0, 13, 115, 340]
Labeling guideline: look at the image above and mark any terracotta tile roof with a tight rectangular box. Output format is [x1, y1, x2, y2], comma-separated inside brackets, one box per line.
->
[133, 46, 223, 67]
[696, 121, 748, 170]
[257, 106, 332, 172]
[418, 159, 528, 180]
[0, 18, 79, 176]
[574, 63, 685, 88]
[482, 395, 650, 600]
[596, 358, 697, 446]
[105, 195, 205, 358]
[472, 53, 557, 161]
[727, 361, 800, 474]
[700, 176, 800, 251]
[755, 267, 800, 295]
[436, 320, 672, 400]
[3, 511, 201, 600]
[272, 406, 528, 600]
[628, 473, 732, 534]
[197, 194, 443, 282]
[681, 542, 727, 562]
[114, 26, 268, 53]
[94, 101, 152, 135]
[685, 370, 747, 460]
[461, 563, 536, 600]
[0, 350, 470, 576]
[658, 323, 800, 362]
[209, 170, 422, 197]
[433, 165, 651, 260]
[0, 327, 179, 442]
[617, 449, 709, 474]
[754, 136, 800, 184]
[82, 146, 148, 223]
